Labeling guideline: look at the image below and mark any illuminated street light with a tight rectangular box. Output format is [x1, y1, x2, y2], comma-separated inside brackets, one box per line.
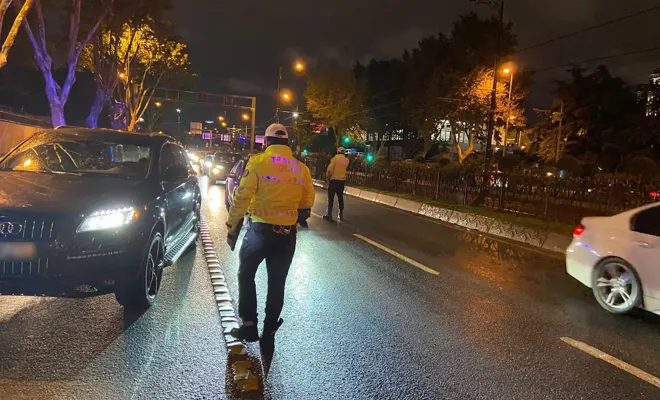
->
[293, 112, 300, 118]
[176, 108, 181, 113]
[218, 116, 225, 122]
[242, 113, 250, 121]
[118, 72, 126, 79]
[503, 67, 512, 75]
[221, 122, 227, 127]
[281, 91, 292, 102]
[294, 61, 305, 73]
[155, 101, 162, 108]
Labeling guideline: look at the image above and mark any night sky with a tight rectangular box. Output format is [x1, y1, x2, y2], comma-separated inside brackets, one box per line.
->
[170, 0, 660, 129]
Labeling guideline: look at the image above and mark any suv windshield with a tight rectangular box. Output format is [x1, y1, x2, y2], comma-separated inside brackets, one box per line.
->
[0, 132, 152, 178]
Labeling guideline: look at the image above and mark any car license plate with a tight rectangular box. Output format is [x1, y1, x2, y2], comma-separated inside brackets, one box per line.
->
[0, 243, 36, 261]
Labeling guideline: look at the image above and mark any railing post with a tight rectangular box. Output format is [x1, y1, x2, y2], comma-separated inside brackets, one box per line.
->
[413, 168, 419, 195]
[498, 174, 506, 209]
[435, 170, 441, 200]
[544, 177, 551, 219]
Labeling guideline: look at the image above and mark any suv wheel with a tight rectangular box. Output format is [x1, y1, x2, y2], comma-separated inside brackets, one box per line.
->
[115, 232, 164, 310]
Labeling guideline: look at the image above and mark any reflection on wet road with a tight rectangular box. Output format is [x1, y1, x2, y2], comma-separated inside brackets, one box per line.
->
[0, 247, 228, 399]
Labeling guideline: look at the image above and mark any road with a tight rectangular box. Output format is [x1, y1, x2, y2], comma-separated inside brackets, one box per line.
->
[203, 181, 660, 399]
[2, 177, 660, 399]
[0, 230, 229, 399]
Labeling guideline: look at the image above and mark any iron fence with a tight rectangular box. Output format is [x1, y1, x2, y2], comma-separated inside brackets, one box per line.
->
[306, 159, 660, 224]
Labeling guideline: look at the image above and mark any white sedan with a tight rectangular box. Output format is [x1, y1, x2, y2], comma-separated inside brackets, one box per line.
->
[566, 203, 660, 315]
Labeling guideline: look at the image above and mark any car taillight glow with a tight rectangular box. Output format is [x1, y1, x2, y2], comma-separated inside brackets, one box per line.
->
[573, 224, 585, 237]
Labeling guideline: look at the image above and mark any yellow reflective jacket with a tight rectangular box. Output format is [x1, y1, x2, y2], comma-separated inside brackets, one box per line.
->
[327, 154, 349, 181]
[227, 145, 315, 228]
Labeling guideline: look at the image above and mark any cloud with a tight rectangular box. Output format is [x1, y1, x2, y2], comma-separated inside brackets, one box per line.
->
[224, 78, 265, 95]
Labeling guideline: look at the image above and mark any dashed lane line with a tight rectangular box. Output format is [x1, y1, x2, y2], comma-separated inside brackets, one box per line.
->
[561, 337, 660, 389]
[353, 233, 440, 276]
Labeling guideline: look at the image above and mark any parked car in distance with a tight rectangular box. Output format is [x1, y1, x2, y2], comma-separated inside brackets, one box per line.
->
[566, 203, 660, 316]
[0, 128, 201, 310]
[208, 152, 242, 184]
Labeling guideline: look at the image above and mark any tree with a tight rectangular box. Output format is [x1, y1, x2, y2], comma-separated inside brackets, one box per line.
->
[402, 12, 520, 157]
[306, 67, 364, 147]
[81, 0, 172, 128]
[111, 23, 187, 131]
[0, 0, 34, 68]
[290, 122, 319, 151]
[531, 66, 647, 171]
[17, 0, 110, 126]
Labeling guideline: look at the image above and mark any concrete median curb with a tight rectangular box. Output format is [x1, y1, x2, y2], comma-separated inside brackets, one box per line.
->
[315, 184, 572, 254]
[198, 220, 262, 396]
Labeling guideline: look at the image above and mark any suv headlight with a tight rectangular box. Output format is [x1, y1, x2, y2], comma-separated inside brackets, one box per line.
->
[78, 207, 140, 233]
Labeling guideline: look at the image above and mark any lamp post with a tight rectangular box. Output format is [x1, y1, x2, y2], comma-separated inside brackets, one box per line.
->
[469, 0, 505, 173]
[176, 108, 181, 136]
[502, 67, 514, 157]
[275, 60, 305, 123]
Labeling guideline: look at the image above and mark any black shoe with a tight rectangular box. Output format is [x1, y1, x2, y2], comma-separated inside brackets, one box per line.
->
[230, 324, 259, 342]
[262, 318, 284, 337]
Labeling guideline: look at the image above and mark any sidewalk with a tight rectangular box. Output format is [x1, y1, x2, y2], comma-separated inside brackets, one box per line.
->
[313, 179, 573, 254]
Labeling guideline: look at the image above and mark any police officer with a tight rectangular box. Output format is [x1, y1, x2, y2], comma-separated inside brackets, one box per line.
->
[323, 147, 350, 221]
[226, 123, 315, 342]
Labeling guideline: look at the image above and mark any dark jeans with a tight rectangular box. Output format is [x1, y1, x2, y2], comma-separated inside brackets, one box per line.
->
[327, 180, 345, 214]
[237, 222, 297, 325]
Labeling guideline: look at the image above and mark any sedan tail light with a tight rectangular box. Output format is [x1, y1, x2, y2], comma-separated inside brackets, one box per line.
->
[573, 223, 585, 238]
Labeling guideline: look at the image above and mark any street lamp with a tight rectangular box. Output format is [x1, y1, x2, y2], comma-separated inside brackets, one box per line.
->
[221, 122, 227, 128]
[276, 61, 307, 123]
[502, 65, 514, 157]
[155, 101, 162, 108]
[218, 115, 225, 122]
[281, 90, 292, 102]
[293, 112, 300, 118]
[469, 0, 505, 174]
[176, 108, 181, 135]
[294, 60, 305, 73]
[242, 113, 250, 121]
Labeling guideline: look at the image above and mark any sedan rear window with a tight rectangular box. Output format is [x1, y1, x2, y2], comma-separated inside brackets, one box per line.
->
[0, 133, 152, 179]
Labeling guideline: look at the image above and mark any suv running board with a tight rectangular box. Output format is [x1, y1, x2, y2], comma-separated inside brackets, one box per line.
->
[164, 231, 197, 267]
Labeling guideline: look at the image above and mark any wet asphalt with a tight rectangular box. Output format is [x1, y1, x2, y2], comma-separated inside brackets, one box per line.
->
[2, 177, 660, 399]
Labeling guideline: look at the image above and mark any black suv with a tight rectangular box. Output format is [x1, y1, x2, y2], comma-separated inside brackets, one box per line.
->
[0, 128, 201, 310]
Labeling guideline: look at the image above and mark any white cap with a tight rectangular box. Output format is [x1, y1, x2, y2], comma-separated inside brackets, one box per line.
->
[337, 147, 345, 153]
[265, 123, 288, 139]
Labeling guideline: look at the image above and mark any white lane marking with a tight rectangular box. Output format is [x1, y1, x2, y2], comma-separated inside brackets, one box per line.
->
[353, 233, 440, 276]
[561, 337, 660, 389]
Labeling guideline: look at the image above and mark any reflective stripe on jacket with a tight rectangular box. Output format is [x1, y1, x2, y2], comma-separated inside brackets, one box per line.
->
[327, 154, 349, 181]
[227, 145, 315, 228]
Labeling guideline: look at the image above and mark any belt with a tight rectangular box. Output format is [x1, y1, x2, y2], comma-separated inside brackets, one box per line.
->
[251, 222, 296, 235]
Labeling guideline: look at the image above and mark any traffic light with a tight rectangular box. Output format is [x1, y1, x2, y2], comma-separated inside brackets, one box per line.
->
[343, 136, 350, 145]
[302, 149, 308, 155]
[366, 153, 374, 162]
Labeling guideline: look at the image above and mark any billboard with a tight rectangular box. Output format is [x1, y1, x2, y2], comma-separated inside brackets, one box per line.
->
[190, 122, 203, 135]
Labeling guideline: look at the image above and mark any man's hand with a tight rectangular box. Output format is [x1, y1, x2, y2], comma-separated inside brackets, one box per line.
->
[226, 218, 244, 251]
[227, 228, 240, 250]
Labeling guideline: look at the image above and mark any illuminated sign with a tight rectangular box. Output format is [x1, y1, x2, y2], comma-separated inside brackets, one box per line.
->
[190, 122, 203, 135]
[205, 120, 214, 124]
[202, 132, 211, 140]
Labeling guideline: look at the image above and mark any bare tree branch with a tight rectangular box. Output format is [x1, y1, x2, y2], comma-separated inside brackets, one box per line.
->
[0, 0, 33, 69]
